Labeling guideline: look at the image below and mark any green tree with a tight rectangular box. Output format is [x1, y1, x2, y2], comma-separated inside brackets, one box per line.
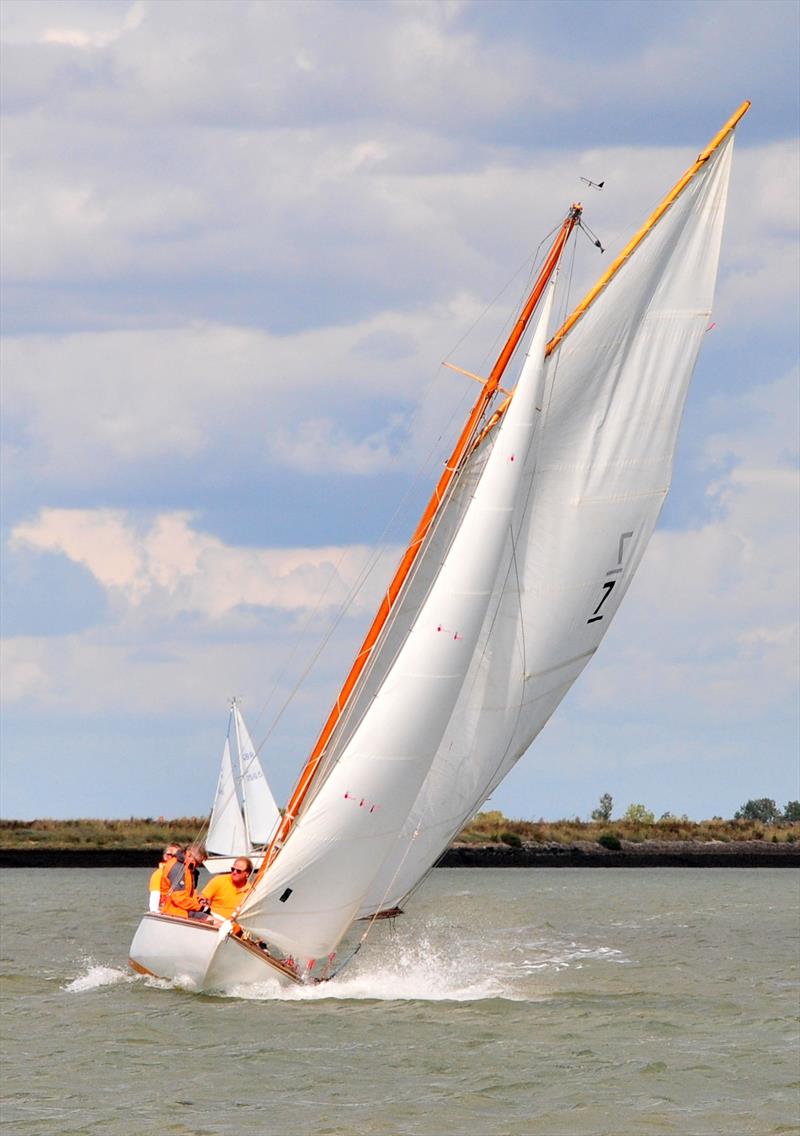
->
[622, 803, 655, 824]
[734, 798, 781, 823]
[783, 801, 800, 823]
[591, 793, 613, 822]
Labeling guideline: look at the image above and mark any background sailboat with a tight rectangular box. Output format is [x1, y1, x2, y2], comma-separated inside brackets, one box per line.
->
[129, 102, 749, 990]
[204, 700, 280, 874]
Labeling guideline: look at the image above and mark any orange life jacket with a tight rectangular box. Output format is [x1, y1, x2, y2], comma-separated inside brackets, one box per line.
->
[161, 858, 205, 918]
[148, 855, 178, 906]
[199, 874, 249, 920]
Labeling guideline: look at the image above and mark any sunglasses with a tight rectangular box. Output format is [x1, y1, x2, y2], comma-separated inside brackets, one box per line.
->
[231, 867, 248, 874]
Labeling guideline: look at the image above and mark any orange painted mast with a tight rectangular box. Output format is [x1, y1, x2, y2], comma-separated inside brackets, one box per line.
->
[258, 203, 582, 876]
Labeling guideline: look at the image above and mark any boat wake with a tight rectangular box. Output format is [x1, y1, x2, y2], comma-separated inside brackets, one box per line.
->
[201, 933, 629, 1003]
[63, 959, 134, 993]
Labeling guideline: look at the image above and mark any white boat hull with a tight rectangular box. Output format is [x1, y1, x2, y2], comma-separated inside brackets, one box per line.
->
[128, 913, 302, 990]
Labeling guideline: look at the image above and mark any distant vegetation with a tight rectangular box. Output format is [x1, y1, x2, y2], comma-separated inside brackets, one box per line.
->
[2, 803, 797, 851]
[457, 809, 799, 846]
[0, 817, 206, 850]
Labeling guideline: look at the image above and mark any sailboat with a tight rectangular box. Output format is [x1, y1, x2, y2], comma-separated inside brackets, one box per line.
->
[203, 700, 281, 875]
[129, 103, 750, 990]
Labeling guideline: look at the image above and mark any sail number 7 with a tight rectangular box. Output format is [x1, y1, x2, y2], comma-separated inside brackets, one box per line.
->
[587, 531, 634, 624]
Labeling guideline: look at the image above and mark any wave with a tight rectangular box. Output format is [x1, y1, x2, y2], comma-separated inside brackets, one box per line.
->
[189, 932, 630, 1003]
[63, 959, 134, 993]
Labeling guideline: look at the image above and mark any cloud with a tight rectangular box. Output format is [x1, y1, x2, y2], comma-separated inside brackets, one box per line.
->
[1, 0, 797, 818]
[0, 300, 484, 509]
[9, 507, 393, 619]
[576, 370, 799, 726]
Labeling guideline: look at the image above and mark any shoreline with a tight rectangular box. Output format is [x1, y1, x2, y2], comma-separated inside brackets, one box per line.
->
[2, 839, 798, 869]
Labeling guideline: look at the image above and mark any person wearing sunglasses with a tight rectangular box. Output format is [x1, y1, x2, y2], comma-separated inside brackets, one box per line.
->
[199, 857, 254, 922]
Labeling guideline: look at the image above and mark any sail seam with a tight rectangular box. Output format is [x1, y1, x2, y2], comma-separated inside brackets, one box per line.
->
[524, 648, 597, 681]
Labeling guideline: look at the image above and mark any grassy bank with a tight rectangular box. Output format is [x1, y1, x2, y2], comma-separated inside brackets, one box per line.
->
[1, 812, 797, 851]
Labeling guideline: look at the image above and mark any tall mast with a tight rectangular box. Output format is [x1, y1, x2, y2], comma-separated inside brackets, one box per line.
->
[259, 204, 582, 874]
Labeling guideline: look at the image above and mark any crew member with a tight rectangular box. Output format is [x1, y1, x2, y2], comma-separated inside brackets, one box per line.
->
[161, 843, 210, 919]
[199, 857, 253, 921]
[148, 843, 183, 912]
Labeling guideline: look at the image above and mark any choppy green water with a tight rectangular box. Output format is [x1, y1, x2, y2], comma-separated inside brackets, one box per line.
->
[1, 868, 798, 1135]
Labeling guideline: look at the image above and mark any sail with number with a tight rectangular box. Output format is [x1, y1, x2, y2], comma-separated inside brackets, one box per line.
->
[356, 114, 739, 918]
[129, 102, 749, 990]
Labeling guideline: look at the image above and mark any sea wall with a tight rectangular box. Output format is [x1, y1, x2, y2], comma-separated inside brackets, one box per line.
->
[2, 840, 798, 868]
[440, 840, 800, 868]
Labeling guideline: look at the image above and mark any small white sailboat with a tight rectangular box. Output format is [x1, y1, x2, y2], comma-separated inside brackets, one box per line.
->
[130, 102, 750, 991]
[204, 700, 281, 875]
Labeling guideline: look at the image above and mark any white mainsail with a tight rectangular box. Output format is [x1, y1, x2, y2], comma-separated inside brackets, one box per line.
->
[238, 286, 558, 958]
[207, 736, 247, 857]
[357, 130, 737, 915]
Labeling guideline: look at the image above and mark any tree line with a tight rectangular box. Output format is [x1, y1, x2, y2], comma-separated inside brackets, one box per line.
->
[590, 794, 800, 825]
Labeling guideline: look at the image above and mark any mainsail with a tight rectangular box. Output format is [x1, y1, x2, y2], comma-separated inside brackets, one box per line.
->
[358, 123, 739, 915]
[234, 104, 747, 963]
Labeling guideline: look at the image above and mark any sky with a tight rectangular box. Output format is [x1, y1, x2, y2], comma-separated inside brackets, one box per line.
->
[1, 0, 798, 824]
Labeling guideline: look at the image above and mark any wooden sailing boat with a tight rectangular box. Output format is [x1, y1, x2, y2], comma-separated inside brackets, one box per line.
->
[204, 700, 280, 875]
[129, 102, 750, 990]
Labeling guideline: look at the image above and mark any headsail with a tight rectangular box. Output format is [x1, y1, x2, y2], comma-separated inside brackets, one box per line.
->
[234, 701, 281, 845]
[207, 735, 247, 857]
[237, 284, 562, 958]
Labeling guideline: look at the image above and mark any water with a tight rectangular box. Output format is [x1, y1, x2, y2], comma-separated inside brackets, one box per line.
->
[1, 868, 798, 1135]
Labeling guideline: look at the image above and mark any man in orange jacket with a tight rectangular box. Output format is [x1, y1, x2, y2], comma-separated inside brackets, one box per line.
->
[200, 857, 253, 921]
[148, 843, 183, 911]
[161, 843, 210, 919]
